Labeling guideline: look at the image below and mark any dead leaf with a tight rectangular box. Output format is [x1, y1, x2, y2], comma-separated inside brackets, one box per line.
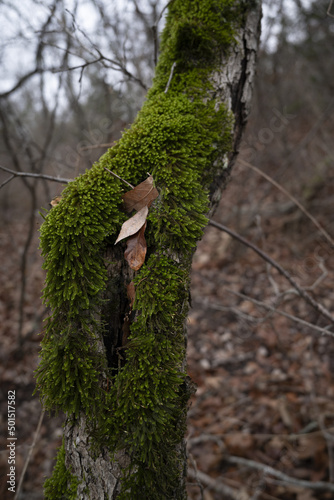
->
[124, 222, 147, 271]
[123, 175, 158, 213]
[297, 491, 317, 500]
[115, 205, 148, 244]
[50, 195, 62, 207]
[127, 281, 136, 308]
[277, 396, 294, 429]
[224, 433, 255, 455]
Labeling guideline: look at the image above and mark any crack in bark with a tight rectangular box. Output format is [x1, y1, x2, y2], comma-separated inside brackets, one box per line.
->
[102, 245, 134, 372]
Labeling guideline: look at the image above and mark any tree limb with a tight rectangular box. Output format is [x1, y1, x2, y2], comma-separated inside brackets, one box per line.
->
[188, 467, 247, 500]
[14, 410, 45, 500]
[0, 68, 42, 99]
[226, 455, 334, 493]
[0, 165, 71, 188]
[225, 289, 334, 338]
[238, 158, 334, 248]
[209, 219, 334, 324]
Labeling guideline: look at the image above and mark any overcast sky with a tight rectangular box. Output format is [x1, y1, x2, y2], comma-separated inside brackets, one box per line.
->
[0, 0, 322, 96]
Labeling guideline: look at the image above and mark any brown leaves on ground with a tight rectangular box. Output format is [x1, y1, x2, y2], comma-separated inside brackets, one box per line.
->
[186, 193, 334, 499]
[115, 175, 158, 272]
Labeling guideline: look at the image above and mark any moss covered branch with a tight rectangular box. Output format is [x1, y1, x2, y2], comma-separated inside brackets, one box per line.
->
[36, 1, 261, 498]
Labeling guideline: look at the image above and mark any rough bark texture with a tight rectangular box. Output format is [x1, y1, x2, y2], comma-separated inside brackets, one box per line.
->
[39, 1, 262, 499]
[209, 3, 262, 215]
[64, 416, 129, 499]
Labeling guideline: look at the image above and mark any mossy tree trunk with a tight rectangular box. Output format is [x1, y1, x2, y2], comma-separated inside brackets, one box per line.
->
[37, 1, 261, 499]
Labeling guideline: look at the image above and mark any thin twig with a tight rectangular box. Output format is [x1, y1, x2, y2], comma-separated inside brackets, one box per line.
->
[188, 454, 204, 500]
[157, 0, 175, 25]
[0, 174, 15, 189]
[164, 62, 176, 93]
[188, 433, 225, 451]
[18, 183, 36, 346]
[304, 259, 328, 291]
[51, 56, 103, 74]
[238, 159, 334, 248]
[153, 0, 175, 65]
[15, 409, 45, 500]
[319, 415, 334, 483]
[209, 219, 334, 324]
[0, 165, 71, 187]
[225, 455, 334, 492]
[188, 468, 246, 499]
[104, 167, 134, 189]
[79, 143, 113, 151]
[328, 0, 334, 17]
[256, 215, 280, 295]
[0, 68, 42, 99]
[225, 289, 334, 338]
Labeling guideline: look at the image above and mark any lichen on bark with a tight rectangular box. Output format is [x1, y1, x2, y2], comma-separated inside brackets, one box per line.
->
[36, 0, 261, 498]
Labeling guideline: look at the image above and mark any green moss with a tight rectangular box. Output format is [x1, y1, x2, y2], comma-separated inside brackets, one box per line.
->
[44, 440, 80, 499]
[36, 0, 249, 498]
[151, 0, 239, 95]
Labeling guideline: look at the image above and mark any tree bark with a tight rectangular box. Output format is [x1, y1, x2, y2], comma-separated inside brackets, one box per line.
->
[39, 1, 262, 499]
[209, 3, 262, 215]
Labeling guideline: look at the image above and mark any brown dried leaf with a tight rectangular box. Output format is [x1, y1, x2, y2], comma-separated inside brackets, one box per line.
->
[127, 281, 136, 309]
[124, 222, 147, 271]
[123, 175, 158, 213]
[115, 205, 148, 244]
[50, 195, 62, 207]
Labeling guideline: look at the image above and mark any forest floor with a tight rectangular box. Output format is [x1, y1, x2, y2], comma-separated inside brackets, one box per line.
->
[1, 161, 334, 500]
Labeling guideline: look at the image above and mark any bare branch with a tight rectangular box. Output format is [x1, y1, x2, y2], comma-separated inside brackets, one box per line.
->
[187, 454, 204, 500]
[51, 56, 103, 75]
[328, 0, 334, 17]
[238, 159, 334, 248]
[153, 0, 175, 65]
[209, 219, 334, 324]
[0, 68, 42, 99]
[225, 289, 334, 338]
[157, 0, 175, 26]
[100, 53, 148, 90]
[0, 165, 71, 188]
[104, 167, 134, 189]
[62, 7, 149, 90]
[14, 410, 45, 500]
[0, 174, 15, 190]
[225, 455, 334, 493]
[79, 143, 113, 151]
[188, 467, 249, 500]
[164, 62, 176, 93]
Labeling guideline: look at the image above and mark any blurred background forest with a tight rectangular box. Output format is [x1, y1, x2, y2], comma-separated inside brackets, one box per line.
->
[1, 0, 334, 498]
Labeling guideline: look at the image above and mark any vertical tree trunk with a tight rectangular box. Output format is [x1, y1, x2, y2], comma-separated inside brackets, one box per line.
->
[37, 1, 262, 499]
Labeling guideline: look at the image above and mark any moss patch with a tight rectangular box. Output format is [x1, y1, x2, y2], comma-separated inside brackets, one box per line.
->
[44, 440, 80, 500]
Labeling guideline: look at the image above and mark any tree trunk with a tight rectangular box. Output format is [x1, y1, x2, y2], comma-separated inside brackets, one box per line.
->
[37, 1, 262, 499]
